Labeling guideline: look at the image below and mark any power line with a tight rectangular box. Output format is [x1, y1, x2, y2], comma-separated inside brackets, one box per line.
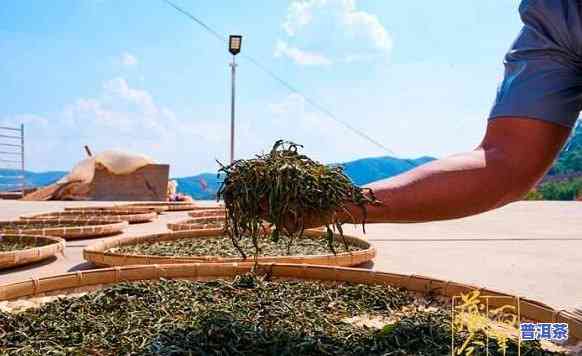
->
[240, 55, 399, 156]
[161, 0, 419, 167]
[161, 0, 226, 42]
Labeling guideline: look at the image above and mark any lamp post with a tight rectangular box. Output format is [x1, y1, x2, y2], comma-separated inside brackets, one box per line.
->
[228, 35, 242, 164]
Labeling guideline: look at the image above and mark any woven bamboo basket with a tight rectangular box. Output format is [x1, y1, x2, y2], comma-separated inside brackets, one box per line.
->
[167, 216, 225, 231]
[20, 210, 157, 224]
[188, 209, 225, 218]
[0, 263, 580, 343]
[83, 228, 375, 267]
[65, 206, 169, 214]
[187, 204, 225, 210]
[0, 234, 65, 270]
[123, 202, 222, 212]
[0, 219, 128, 240]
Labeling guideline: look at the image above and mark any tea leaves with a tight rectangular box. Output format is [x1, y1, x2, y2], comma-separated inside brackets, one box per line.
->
[217, 140, 378, 261]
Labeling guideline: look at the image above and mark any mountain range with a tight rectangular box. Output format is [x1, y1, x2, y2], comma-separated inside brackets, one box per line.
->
[3, 121, 580, 200]
[0, 155, 435, 200]
[0, 169, 66, 191]
[174, 155, 435, 200]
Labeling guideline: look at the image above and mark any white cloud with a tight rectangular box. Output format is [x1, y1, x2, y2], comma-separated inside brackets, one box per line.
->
[6, 56, 493, 176]
[340, 0, 392, 52]
[14, 77, 231, 175]
[274, 40, 332, 66]
[282, 0, 324, 36]
[120, 52, 138, 66]
[103, 77, 157, 116]
[279, 0, 393, 64]
[64, 98, 122, 127]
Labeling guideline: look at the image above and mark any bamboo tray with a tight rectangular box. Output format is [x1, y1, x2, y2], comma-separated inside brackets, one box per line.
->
[83, 229, 375, 267]
[123, 202, 222, 212]
[0, 234, 65, 270]
[65, 206, 168, 214]
[0, 262, 580, 343]
[0, 219, 128, 240]
[167, 216, 225, 231]
[20, 210, 157, 224]
[187, 209, 225, 218]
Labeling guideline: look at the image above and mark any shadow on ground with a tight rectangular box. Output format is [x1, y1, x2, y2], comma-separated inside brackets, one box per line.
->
[68, 261, 99, 272]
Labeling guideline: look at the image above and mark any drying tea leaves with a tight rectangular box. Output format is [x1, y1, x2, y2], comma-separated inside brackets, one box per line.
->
[217, 140, 379, 260]
[0, 221, 107, 231]
[107, 234, 362, 258]
[0, 277, 557, 355]
[0, 238, 51, 252]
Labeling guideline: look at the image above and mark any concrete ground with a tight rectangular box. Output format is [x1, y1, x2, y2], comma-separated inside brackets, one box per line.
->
[0, 200, 580, 312]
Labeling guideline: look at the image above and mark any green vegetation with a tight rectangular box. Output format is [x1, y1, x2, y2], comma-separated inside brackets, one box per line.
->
[525, 120, 582, 200]
[549, 120, 582, 175]
[526, 178, 582, 201]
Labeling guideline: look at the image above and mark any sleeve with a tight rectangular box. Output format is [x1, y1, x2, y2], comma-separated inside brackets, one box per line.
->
[489, 0, 582, 129]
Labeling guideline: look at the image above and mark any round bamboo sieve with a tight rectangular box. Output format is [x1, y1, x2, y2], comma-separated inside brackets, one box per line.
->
[65, 206, 169, 214]
[20, 210, 157, 224]
[0, 219, 128, 240]
[122, 202, 222, 212]
[83, 228, 375, 267]
[167, 216, 226, 231]
[0, 234, 65, 270]
[0, 263, 580, 343]
[187, 209, 225, 218]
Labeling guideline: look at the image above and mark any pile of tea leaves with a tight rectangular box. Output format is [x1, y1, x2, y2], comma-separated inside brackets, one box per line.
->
[0, 221, 107, 231]
[0, 238, 52, 252]
[0, 276, 555, 355]
[107, 234, 362, 257]
[217, 140, 379, 259]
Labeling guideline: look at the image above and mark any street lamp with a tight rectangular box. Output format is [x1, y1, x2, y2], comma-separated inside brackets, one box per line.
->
[229, 35, 242, 55]
[228, 35, 242, 164]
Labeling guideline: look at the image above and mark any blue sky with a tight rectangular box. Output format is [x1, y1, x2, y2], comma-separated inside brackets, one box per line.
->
[0, 0, 523, 176]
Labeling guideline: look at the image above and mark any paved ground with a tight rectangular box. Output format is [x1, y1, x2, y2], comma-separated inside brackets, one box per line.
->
[0, 200, 580, 311]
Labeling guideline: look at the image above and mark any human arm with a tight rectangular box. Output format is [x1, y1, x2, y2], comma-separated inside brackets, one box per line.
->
[338, 117, 571, 224]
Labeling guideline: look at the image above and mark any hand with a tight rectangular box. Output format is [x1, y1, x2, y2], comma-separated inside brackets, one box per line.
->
[283, 209, 334, 233]
[258, 200, 334, 234]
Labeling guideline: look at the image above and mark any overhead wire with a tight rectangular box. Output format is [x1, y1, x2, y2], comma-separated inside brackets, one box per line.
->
[161, 0, 420, 167]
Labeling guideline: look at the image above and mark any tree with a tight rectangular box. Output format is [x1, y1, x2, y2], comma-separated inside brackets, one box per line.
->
[549, 119, 582, 175]
[536, 179, 582, 200]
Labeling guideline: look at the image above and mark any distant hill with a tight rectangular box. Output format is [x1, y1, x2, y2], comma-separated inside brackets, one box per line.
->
[174, 173, 223, 201]
[174, 155, 436, 200]
[339, 156, 434, 186]
[0, 169, 66, 191]
[0, 155, 436, 200]
[3, 119, 580, 198]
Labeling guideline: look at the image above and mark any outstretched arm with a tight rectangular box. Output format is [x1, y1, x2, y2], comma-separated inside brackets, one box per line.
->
[302, 2, 582, 228]
[341, 117, 570, 224]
